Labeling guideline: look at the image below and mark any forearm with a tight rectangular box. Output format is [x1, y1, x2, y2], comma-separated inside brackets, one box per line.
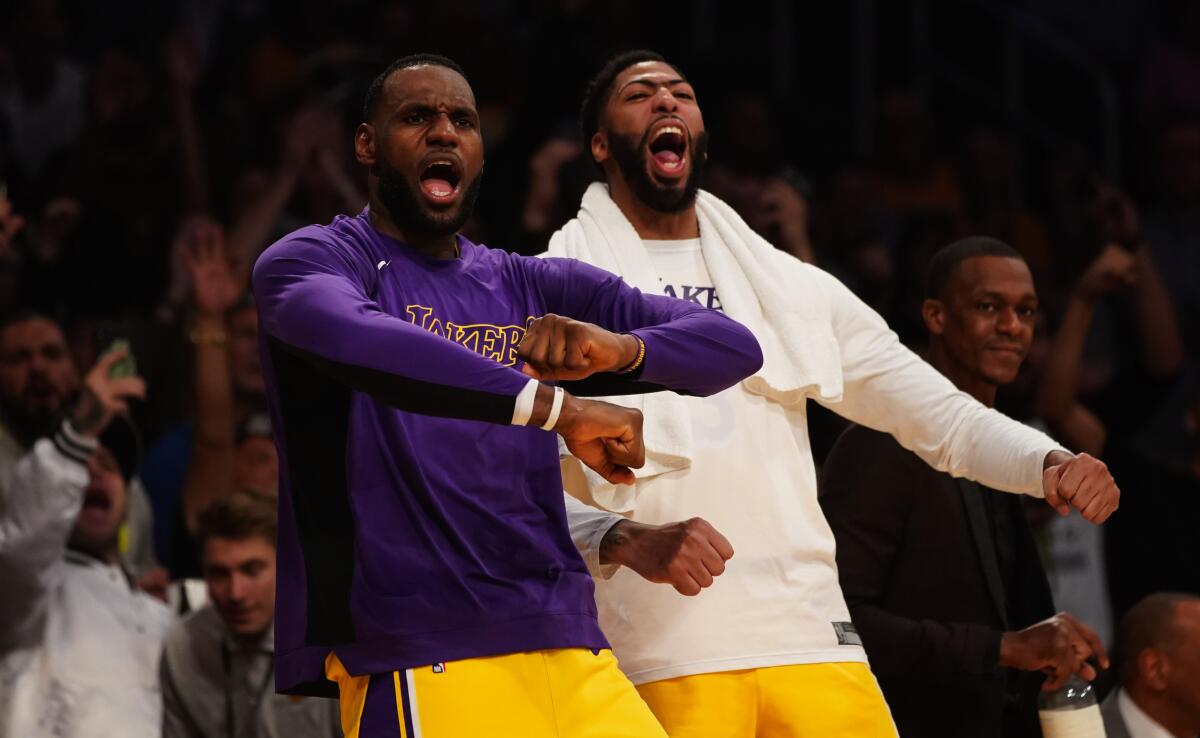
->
[170, 88, 207, 213]
[0, 423, 93, 571]
[190, 315, 235, 449]
[229, 168, 297, 268]
[848, 602, 1003, 683]
[1131, 247, 1184, 377]
[562, 492, 624, 578]
[1035, 294, 1094, 422]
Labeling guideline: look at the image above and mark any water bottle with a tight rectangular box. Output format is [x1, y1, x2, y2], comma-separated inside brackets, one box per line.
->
[1038, 675, 1107, 738]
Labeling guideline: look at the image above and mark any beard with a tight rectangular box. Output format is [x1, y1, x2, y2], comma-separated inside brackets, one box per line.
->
[0, 393, 66, 448]
[608, 126, 708, 213]
[373, 160, 483, 238]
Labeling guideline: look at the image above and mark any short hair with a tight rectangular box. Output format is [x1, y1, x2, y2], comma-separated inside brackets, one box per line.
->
[1114, 592, 1200, 685]
[196, 491, 278, 550]
[924, 236, 1024, 300]
[362, 53, 468, 121]
[579, 49, 683, 147]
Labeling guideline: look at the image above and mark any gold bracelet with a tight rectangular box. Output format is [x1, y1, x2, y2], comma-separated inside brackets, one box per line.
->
[617, 335, 646, 374]
[189, 328, 229, 346]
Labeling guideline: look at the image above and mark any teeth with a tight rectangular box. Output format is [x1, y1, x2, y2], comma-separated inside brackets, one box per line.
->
[654, 125, 683, 140]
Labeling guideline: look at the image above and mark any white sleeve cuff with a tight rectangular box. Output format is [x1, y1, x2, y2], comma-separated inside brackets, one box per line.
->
[510, 378, 539, 426]
[53, 420, 98, 465]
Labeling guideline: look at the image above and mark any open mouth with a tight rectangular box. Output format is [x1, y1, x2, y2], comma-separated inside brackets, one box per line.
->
[82, 487, 112, 513]
[648, 123, 688, 177]
[419, 158, 462, 204]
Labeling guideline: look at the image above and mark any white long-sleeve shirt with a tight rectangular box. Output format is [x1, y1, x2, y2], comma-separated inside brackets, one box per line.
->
[563, 238, 1065, 685]
[0, 421, 172, 738]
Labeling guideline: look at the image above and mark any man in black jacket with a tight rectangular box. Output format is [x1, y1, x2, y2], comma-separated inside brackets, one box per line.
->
[820, 237, 1111, 738]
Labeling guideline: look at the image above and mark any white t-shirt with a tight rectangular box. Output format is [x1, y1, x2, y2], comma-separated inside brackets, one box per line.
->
[578, 239, 865, 684]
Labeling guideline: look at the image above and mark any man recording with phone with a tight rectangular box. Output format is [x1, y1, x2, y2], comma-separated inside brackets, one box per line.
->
[0, 313, 173, 738]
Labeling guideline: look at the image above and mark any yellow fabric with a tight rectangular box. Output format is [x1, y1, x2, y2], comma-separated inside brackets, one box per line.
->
[636, 662, 898, 738]
[329, 648, 666, 738]
[325, 652, 374, 738]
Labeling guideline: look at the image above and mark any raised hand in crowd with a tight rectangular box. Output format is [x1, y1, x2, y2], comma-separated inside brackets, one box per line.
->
[70, 348, 148, 438]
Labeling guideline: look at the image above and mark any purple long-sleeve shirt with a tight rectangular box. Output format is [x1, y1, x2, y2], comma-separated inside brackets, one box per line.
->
[252, 210, 762, 696]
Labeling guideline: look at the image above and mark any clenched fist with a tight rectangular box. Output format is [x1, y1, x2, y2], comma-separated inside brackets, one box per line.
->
[518, 314, 640, 382]
[600, 517, 735, 596]
[1043, 451, 1119, 524]
[553, 393, 645, 486]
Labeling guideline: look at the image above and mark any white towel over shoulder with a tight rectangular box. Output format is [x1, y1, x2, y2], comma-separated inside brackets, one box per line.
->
[546, 183, 843, 510]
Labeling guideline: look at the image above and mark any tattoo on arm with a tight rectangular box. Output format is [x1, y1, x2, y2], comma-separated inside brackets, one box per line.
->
[598, 521, 630, 565]
[70, 387, 105, 436]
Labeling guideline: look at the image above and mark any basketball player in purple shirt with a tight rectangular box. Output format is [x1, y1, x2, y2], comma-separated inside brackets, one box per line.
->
[251, 54, 761, 737]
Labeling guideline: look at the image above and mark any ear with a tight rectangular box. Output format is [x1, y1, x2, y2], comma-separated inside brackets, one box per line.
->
[1140, 648, 1170, 691]
[922, 298, 946, 336]
[590, 131, 608, 166]
[355, 123, 375, 167]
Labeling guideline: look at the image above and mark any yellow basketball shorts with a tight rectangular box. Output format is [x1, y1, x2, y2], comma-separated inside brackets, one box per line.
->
[325, 648, 668, 738]
[635, 662, 899, 738]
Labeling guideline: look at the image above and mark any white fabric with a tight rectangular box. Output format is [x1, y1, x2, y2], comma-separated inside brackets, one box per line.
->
[552, 200, 1067, 684]
[0, 428, 173, 738]
[1118, 688, 1183, 738]
[547, 183, 843, 511]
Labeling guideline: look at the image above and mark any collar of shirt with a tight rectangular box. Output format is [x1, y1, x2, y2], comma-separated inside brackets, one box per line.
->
[1118, 688, 1191, 738]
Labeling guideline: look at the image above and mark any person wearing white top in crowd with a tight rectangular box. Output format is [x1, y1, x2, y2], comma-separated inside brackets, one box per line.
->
[0, 317, 171, 738]
[550, 49, 1121, 737]
[1102, 593, 1200, 738]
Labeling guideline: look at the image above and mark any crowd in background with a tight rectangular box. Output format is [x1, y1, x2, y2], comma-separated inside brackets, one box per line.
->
[0, 0, 1196, 734]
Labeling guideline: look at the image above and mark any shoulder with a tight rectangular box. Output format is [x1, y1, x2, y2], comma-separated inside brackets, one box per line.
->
[164, 604, 223, 662]
[821, 423, 926, 497]
[253, 216, 376, 285]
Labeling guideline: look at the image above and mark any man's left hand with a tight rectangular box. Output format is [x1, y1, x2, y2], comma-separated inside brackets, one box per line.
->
[518, 314, 639, 381]
[1043, 451, 1119, 523]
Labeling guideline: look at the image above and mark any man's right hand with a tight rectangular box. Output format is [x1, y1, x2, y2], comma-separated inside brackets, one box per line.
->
[553, 394, 644, 485]
[601, 518, 735, 596]
[70, 350, 147, 439]
[998, 612, 1110, 691]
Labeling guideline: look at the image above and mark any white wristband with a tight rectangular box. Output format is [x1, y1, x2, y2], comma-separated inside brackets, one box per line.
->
[510, 378, 539, 426]
[541, 386, 565, 431]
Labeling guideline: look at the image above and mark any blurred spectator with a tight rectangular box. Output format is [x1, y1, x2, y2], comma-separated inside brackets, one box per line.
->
[706, 91, 816, 263]
[820, 238, 1108, 738]
[161, 491, 339, 738]
[1032, 187, 1194, 623]
[956, 127, 1054, 277]
[0, 0, 84, 193]
[1101, 593, 1200, 738]
[140, 218, 270, 578]
[868, 91, 961, 217]
[0, 339, 171, 737]
[0, 314, 159, 573]
[1142, 116, 1200, 361]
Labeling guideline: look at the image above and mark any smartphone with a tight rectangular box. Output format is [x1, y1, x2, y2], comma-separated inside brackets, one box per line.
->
[102, 338, 138, 379]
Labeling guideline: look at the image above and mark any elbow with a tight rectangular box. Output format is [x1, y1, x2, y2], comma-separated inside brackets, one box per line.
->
[727, 323, 764, 382]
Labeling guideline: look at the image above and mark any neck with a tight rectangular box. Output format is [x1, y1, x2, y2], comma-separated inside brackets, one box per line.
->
[606, 176, 699, 240]
[1127, 686, 1199, 738]
[368, 197, 459, 260]
[927, 340, 997, 407]
[69, 542, 120, 566]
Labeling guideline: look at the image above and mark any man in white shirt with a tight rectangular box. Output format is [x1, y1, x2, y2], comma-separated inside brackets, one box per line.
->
[0, 316, 171, 738]
[551, 50, 1121, 737]
[1102, 593, 1200, 738]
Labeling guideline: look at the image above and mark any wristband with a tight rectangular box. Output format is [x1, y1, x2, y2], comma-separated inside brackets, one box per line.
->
[617, 335, 646, 374]
[540, 386, 565, 431]
[510, 378, 538, 426]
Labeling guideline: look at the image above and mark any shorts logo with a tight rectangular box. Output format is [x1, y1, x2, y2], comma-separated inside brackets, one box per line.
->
[431, 662, 445, 674]
[832, 621, 863, 647]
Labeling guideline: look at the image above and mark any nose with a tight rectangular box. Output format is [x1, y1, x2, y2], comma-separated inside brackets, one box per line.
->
[228, 573, 248, 602]
[652, 87, 679, 114]
[996, 307, 1021, 335]
[426, 112, 458, 148]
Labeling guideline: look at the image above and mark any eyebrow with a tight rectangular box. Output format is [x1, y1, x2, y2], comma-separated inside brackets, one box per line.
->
[974, 289, 1038, 302]
[619, 77, 690, 95]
